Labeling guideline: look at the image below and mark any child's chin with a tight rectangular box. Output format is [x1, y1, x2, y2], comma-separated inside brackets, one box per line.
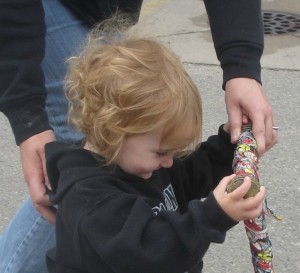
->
[140, 173, 152, 180]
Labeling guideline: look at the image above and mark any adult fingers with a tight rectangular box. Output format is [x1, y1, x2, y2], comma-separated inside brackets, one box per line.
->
[19, 130, 56, 222]
[35, 203, 57, 224]
[227, 105, 242, 145]
[250, 112, 266, 156]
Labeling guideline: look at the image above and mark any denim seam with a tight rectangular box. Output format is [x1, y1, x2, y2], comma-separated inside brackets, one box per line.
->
[44, 105, 65, 141]
[47, 21, 83, 33]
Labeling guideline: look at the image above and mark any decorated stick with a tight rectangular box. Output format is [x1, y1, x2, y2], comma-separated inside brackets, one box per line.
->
[227, 124, 279, 273]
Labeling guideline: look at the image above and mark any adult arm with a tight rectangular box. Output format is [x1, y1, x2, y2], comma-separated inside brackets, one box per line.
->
[203, 0, 278, 155]
[0, 0, 55, 223]
[0, 0, 51, 143]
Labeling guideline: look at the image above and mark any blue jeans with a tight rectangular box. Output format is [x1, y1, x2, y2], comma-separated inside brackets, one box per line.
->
[0, 0, 87, 272]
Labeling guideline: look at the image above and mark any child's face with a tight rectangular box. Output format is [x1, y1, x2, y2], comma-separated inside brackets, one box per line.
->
[115, 127, 176, 180]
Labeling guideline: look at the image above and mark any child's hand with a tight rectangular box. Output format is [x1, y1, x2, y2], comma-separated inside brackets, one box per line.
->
[213, 174, 266, 222]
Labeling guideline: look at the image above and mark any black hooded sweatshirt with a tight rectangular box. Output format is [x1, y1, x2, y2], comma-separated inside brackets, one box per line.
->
[45, 126, 238, 273]
[0, 0, 264, 145]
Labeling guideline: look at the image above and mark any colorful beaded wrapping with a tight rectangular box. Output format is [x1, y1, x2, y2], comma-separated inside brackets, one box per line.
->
[228, 124, 281, 273]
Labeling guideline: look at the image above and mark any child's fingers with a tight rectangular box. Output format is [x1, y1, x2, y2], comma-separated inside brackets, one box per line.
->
[213, 174, 236, 203]
[243, 194, 265, 219]
[218, 174, 236, 191]
[236, 186, 266, 220]
[243, 186, 266, 211]
[243, 204, 263, 220]
[228, 176, 252, 200]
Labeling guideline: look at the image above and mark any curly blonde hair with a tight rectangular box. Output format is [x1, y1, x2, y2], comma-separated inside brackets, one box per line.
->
[65, 23, 202, 164]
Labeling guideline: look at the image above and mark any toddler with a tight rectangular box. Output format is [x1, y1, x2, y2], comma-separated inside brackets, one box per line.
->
[45, 23, 265, 273]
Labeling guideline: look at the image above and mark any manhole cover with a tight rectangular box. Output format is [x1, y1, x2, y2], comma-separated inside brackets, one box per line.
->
[263, 11, 300, 35]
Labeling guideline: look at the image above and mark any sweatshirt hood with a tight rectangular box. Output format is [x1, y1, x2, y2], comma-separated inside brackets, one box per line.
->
[45, 141, 105, 204]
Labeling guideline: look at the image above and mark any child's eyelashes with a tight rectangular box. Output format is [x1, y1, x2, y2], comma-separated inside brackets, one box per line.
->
[155, 150, 177, 157]
[156, 151, 169, 157]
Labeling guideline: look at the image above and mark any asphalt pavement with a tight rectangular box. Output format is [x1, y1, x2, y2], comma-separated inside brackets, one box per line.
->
[1, 0, 300, 272]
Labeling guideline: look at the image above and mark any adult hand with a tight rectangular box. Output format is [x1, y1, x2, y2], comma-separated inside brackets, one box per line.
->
[19, 130, 56, 224]
[225, 78, 278, 156]
[214, 174, 266, 222]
